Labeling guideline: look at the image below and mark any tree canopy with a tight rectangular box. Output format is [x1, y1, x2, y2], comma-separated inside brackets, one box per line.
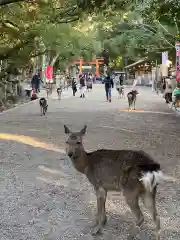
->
[0, 0, 179, 76]
[92, 0, 179, 67]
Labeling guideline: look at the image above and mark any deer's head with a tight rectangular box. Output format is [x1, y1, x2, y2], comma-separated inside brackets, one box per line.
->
[64, 125, 87, 159]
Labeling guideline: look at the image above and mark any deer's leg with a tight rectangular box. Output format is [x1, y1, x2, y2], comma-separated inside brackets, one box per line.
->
[134, 99, 136, 110]
[128, 99, 131, 111]
[120, 91, 122, 99]
[91, 187, 107, 235]
[40, 106, 43, 116]
[141, 188, 160, 240]
[130, 101, 133, 111]
[124, 190, 144, 239]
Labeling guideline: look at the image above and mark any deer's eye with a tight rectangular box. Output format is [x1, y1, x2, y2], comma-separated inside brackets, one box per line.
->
[77, 141, 81, 144]
[65, 141, 68, 144]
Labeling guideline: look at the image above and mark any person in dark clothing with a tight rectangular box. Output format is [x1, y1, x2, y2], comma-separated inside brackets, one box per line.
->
[31, 72, 41, 93]
[104, 73, 113, 102]
[72, 78, 77, 96]
[119, 74, 124, 86]
[111, 75, 114, 88]
[87, 73, 93, 92]
[79, 74, 85, 98]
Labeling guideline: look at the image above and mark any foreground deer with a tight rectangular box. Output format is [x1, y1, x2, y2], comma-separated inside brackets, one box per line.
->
[64, 125, 175, 239]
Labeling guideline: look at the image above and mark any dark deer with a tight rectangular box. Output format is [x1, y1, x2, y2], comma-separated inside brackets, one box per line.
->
[39, 97, 48, 116]
[127, 90, 139, 111]
[64, 125, 175, 239]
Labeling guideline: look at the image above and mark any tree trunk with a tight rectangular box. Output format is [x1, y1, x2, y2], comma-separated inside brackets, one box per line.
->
[50, 53, 60, 66]
[4, 84, 7, 100]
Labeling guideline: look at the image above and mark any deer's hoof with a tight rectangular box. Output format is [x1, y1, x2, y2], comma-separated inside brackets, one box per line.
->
[91, 225, 102, 236]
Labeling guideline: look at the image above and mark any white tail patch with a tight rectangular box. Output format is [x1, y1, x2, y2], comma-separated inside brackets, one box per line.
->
[140, 171, 176, 192]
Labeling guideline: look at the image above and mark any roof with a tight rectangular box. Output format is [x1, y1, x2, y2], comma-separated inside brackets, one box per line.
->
[125, 59, 147, 69]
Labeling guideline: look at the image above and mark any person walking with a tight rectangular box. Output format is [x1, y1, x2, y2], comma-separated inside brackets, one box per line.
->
[119, 74, 124, 86]
[79, 74, 85, 98]
[86, 73, 93, 92]
[72, 78, 77, 96]
[104, 72, 113, 102]
[66, 76, 70, 90]
[115, 76, 121, 98]
[31, 72, 41, 93]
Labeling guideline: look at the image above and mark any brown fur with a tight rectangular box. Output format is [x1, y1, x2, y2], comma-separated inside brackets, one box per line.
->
[127, 90, 139, 110]
[118, 86, 125, 99]
[64, 125, 161, 239]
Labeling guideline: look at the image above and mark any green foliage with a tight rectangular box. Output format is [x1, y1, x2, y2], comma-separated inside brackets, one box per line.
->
[0, 0, 103, 76]
[1, 0, 179, 77]
[109, 55, 123, 69]
[93, 0, 180, 63]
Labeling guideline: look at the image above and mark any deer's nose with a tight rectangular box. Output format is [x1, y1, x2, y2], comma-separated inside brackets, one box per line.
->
[68, 152, 73, 158]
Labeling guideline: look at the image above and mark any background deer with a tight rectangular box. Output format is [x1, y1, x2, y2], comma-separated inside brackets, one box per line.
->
[57, 86, 63, 100]
[64, 125, 175, 239]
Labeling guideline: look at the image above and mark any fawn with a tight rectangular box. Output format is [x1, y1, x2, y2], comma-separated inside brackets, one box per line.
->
[64, 125, 175, 239]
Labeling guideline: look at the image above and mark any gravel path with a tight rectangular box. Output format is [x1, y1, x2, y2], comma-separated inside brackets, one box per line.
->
[0, 84, 179, 239]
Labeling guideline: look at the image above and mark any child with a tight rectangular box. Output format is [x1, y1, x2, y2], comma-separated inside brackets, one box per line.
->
[31, 88, 38, 101]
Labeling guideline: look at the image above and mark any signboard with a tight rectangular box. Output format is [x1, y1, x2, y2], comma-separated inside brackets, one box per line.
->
[176, 42, 180, 82]
[82, 66, 92, 69]
[162, 52, 168, 77]
[45, 66, 53, 83]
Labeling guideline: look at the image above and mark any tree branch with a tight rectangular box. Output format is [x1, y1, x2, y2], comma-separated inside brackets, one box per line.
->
[0, 32, 36, 61]
[30, 49, 47, 58]
[52, 5, 80, 24]
[2, 20, 19, 30]
[56, 16, 80, 24]
[0, 0, 25, 6]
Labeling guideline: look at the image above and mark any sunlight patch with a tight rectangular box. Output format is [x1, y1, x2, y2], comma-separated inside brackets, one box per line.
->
[0, 133, 65, 153]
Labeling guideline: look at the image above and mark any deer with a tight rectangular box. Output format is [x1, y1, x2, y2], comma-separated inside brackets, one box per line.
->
[64, 125, 175, 239]
[39, 97, 48, 116]
[57, 86, 63, 100]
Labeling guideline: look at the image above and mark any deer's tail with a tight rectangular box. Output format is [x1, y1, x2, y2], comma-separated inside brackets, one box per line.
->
[140, 170, 176, 192]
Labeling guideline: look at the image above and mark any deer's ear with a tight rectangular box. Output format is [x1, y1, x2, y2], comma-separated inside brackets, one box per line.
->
[64, 125, 71, 134]
[80, 125, 87, 135]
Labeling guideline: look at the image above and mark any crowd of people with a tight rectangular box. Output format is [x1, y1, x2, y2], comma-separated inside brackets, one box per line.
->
[30, 70, 127, 102]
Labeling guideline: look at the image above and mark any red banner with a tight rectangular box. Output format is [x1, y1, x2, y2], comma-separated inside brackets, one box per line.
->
[45, 66, 53, 82]
[176, 43, 180, 82]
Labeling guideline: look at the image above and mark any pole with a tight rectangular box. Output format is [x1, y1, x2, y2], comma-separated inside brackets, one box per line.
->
[40, 41, 46, 85]
[152, 60, 157, 92]
[154, 59, 157, 92]
[79, 58, 83, 73]
[41, 54, 46, 84]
